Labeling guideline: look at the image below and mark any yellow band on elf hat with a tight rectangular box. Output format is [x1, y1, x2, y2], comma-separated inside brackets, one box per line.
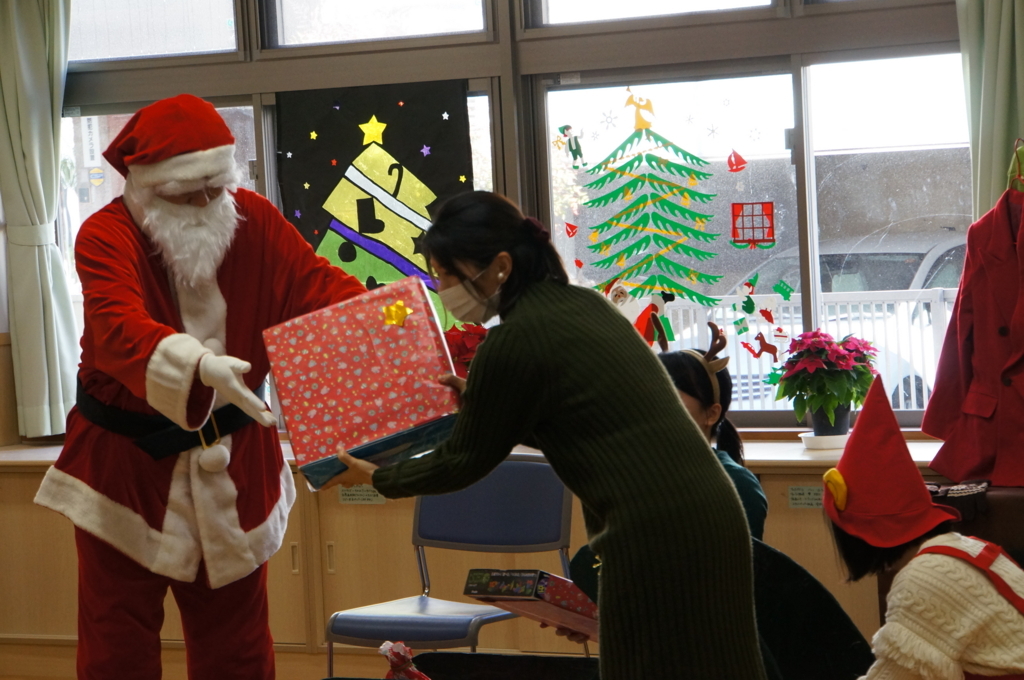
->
[823, 467, 848, 511]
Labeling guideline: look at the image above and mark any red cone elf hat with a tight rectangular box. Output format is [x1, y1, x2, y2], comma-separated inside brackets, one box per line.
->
[823, 376, 959, 547]
[103, 94, 236, 192]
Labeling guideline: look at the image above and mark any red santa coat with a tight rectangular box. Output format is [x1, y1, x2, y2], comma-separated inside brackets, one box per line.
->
[35, 189, 365, 588]
[923, 189, 1024, 486]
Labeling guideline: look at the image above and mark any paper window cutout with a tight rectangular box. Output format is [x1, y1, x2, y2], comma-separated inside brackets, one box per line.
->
[727, 150, 747, 173]
[731, 202, 776, 249]
[772, 279, 794, 300]
[740, 332, 779, 362]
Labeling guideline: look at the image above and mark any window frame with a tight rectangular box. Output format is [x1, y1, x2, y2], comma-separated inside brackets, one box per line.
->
[67, 0, 251, 72]
[519, 0, 784, 36]
[253, 0, 495, 58]
[61, 0, 963, 429]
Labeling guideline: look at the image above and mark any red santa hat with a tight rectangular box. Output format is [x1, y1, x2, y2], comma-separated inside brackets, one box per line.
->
[823, 376, 959, 548]
[103, 94, 237, 194]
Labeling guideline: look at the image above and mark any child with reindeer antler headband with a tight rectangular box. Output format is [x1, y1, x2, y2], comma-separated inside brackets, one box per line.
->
[659, 322, 767, 539]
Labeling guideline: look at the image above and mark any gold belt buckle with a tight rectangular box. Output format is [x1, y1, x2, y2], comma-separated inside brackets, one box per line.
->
[198, 412, 221, 449]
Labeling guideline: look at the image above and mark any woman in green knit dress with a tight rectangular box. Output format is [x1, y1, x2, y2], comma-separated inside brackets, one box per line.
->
[331, 192, 767, 679]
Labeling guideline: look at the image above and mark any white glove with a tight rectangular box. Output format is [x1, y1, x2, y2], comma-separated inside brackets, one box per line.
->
[198, 354, 276, 427]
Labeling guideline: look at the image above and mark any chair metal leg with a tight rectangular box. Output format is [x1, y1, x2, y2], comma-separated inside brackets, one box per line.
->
[583, 641, 591, 658]
[327, 640, 334, 678]
[559, 547, 571, 578]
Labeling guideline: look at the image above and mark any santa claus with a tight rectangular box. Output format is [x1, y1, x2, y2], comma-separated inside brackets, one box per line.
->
[34, 94, 365, 680]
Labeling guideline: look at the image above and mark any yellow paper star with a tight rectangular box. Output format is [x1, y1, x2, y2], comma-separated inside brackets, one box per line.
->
[681, 193, 691, 207]
[303, 182, 310, 189]
[600, 243, 610, 254]
[615, 253, 626, 267]
[688, 173, 698, 187]
[589, 231, 599, 243]
[459, 175, 467, 183]
[310, 131, 318, 140]
[383, 300, 413, 327]
[359, 115, 387, 145]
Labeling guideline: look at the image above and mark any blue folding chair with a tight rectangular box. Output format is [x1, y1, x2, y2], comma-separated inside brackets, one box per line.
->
[325, 452, 573, 677]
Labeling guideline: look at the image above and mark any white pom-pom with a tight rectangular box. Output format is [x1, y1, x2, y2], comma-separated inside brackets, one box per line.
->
[199, 444, 231, 472]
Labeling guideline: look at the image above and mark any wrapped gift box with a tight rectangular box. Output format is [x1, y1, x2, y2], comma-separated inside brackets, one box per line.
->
[464, 569, 599, 641]
[263, 277, 459, 489]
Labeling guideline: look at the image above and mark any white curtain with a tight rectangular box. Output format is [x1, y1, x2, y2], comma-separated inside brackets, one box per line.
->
[0, 0, 78, 437]
[957, 0, 1024, 218]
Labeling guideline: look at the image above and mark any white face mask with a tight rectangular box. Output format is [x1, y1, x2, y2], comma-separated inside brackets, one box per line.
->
[439, 268, 502, 324]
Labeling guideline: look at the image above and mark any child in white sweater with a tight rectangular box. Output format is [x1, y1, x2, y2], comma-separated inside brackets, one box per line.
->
[823, 377, 1024, 680]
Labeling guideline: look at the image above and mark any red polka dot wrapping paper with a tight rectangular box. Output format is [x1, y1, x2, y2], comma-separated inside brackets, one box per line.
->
[263, 276, 458, 467]
[464, 569, 599, 641]
[537, 573, 599, 620]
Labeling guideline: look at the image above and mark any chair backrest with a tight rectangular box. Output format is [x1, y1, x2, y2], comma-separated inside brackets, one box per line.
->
[412, 452, 572, 554]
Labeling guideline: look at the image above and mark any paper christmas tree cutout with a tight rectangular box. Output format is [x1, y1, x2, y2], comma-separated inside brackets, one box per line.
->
[323, 142, 438, 290]
[579, 92, 723, 307]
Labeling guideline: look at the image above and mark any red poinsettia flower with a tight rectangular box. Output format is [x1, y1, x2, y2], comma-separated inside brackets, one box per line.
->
[782, 355, 826, 379]
[444, 324, 489, 378]
[841, 336, 877, 357]
[826, 344, 850, 364]
[831, 352, 856, 370]
[787, 329, 836, 354]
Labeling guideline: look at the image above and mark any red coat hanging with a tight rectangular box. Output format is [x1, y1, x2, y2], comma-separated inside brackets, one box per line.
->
[923, 189, 1024, 486]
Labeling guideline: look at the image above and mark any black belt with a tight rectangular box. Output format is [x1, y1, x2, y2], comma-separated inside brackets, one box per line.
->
[75, 379, 267, 460]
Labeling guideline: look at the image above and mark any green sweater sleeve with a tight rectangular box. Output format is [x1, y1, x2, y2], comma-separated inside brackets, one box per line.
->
[372, 323, 547, 498]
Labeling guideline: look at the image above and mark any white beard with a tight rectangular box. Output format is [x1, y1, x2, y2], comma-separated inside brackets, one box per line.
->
[133, 187, 241, 289]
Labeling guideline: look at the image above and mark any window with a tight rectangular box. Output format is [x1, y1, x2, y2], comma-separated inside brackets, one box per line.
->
[58, 106, 257, 335]
[545, 73, 797, 410]
[808, 53, 972, 410]
[69, 0, 237, 61]
[60, 0, 967, 427]
[468, 95, 494, 192]
[537, 0, 772, 25]
[263, 0, 486, 47]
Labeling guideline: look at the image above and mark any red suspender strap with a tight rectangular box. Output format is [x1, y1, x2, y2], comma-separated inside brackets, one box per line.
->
[918, 539, 1024, 616]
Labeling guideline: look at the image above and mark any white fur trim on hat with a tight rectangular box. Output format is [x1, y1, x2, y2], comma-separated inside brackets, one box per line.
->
[130, 144, 237, 190]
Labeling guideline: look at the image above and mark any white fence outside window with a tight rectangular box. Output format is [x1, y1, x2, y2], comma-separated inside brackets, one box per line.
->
[663, 288, 958, 411]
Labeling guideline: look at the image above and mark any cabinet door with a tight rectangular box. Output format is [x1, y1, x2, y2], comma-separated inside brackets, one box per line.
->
[760, 473, 880, 641]
[0, 470, 79, 639]
[267, 473, 308, 645]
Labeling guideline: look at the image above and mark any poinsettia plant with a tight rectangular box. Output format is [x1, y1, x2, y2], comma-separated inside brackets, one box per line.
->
[768, 330, 877, 425]
[443, 324, 488, 378]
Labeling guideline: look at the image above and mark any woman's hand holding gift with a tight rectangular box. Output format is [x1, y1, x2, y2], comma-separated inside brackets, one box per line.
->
[439, 373, 467, 405]
[320, 446, 379, 490]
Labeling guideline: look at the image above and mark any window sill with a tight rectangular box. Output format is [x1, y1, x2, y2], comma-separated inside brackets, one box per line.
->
[739, 427, 938, 442]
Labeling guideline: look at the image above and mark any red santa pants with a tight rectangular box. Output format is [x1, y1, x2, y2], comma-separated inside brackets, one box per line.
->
[75, 528, 275, 680]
